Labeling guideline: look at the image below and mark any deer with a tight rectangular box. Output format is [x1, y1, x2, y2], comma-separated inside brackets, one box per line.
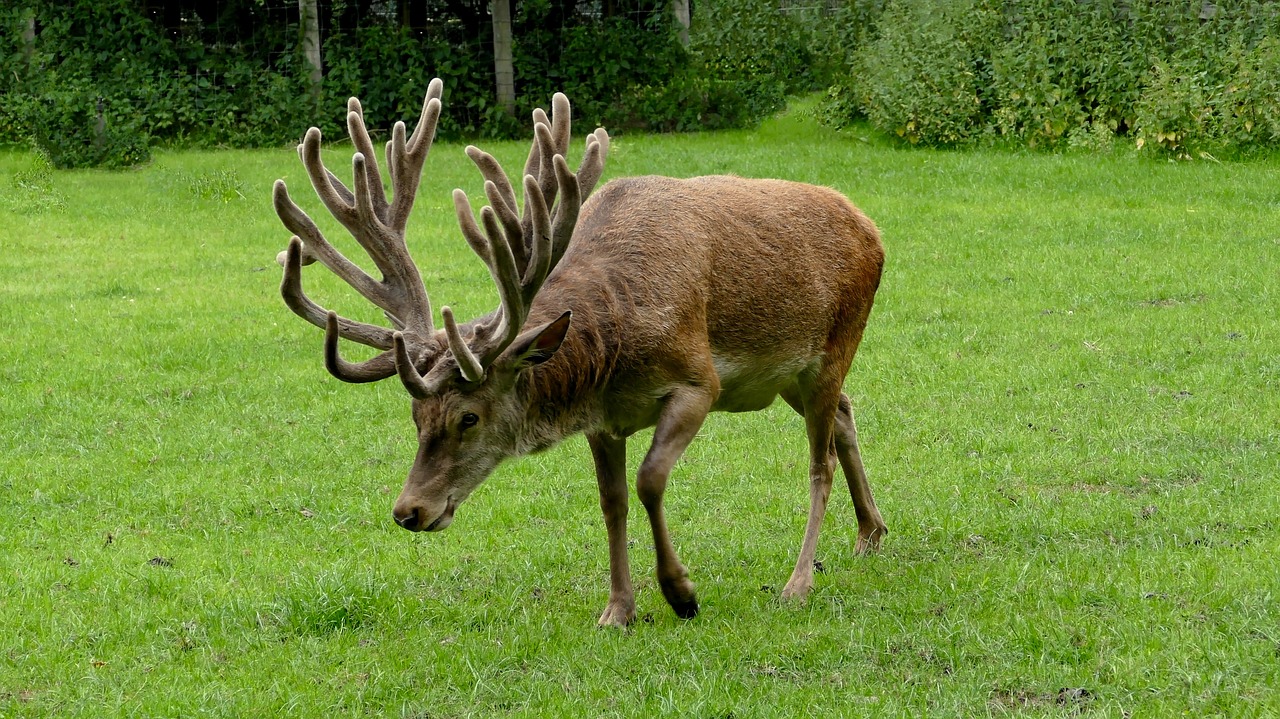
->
[271, 79, 888, 627]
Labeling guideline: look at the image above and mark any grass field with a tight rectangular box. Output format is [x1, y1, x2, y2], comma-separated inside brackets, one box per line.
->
[2, 102, 1278, 718]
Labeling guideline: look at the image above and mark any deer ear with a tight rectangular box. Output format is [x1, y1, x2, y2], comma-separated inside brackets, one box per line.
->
[510, 311, 572, 368]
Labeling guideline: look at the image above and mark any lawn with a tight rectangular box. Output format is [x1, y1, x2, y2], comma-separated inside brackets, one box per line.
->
[1, 102, 1278, 718]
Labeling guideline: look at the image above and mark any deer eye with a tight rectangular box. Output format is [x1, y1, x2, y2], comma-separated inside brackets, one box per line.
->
[460, 412, 479, 429]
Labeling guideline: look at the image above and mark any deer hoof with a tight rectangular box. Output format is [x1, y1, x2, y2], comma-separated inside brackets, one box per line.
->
[855, 525, 888, 554]
[780, 577, 813, 602]
[671, 597, 699, 619]
[597, 598, 636, 628]
[660, 579, 699, 619]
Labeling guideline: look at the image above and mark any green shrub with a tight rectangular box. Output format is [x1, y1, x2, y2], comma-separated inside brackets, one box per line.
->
[516, 9, 690, 132]
[1134, 36, 1280, 157]
[825, 0, 1280, 153]
[693, 0, 818, 93]
[852, 0, 993, 145]
[323, 25, 515, 140]
[1218, 38, 1280, 147]
[605, 70, 783, 133]
[31, 84, 152, 169]
[5, 0, 781, 160]
[1134, 58, 1217, 158]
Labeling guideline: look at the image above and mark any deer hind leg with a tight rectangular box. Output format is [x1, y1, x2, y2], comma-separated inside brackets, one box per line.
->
[780, 380, 840, 601]
[588, 432, 635, 628]
[835, 393, 887, 553]
[780, 387, 888, 568]
[636, 384, 715, 619]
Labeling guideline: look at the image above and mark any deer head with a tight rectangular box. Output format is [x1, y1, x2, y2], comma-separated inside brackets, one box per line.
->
[274, 80, 608, 532]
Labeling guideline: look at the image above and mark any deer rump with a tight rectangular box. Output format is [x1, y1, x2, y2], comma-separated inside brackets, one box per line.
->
[535, 174, 884, 433]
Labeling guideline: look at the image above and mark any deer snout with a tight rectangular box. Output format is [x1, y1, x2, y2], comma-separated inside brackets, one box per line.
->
[392, 494, 454, 532]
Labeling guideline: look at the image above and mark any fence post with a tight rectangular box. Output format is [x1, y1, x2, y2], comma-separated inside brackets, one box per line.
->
[299, 0, 323, 101]
[21, 9, 36, 64]
[492, 0, 516, 116]
[673, 0, 690, 46]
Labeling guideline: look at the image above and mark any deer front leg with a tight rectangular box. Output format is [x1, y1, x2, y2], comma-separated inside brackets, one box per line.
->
[588, 432, 635, 628]
[637, 385, 714, 619]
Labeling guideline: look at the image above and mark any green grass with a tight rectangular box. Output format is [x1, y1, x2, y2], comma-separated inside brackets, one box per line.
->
[1, 104, 1278, 718]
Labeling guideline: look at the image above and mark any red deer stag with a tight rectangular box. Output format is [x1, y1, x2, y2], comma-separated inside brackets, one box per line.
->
[272, 79, 887, 627]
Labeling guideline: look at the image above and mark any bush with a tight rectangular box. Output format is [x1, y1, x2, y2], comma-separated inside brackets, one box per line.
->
[693, 0, 818, 94]
[31, 84, 152, 169]
[1221, 37, 1280, 147]
[605, 71, 784, 133]
[515, 8, 690, 132]
[323, 25, 515, 140]
[1134, 58, 1217, 158]
[851, 0, 993, 145]
[819, 0, 1280, 153]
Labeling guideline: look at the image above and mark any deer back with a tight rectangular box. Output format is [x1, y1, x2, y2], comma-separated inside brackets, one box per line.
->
[521, 174, 884, 432]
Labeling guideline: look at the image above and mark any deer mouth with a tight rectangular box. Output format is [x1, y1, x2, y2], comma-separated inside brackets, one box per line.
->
[424, 497, 456, 532]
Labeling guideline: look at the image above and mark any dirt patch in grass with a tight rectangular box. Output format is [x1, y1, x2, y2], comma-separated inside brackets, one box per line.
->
[990, 686, 1092, 713]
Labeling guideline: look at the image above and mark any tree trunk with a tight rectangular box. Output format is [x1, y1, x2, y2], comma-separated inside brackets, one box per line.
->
[400, 0, 427, 31]
[491, 0, 515, 117]
[299, 0, 323, 100]
[673, 0, 690, 46]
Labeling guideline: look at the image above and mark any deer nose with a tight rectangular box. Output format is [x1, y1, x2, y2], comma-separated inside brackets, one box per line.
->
[394, 507, 423, 531]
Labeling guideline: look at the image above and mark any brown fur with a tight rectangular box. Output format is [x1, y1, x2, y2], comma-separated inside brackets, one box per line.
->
[516, 175, 883, 438]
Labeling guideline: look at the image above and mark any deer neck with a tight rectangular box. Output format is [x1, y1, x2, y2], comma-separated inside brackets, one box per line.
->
[509, 304, 616, 455]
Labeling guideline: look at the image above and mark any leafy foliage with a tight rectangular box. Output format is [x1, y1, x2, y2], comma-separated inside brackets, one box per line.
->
[1, 0, 794, 167]
[693, 0, 815, 94]
[515, 7, 688, 130]
[30, 84, 153, 169]
[823, 0, 1280, 154]
[851, 0, 994, 145]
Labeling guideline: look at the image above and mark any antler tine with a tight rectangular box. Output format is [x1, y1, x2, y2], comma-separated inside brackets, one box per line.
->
[346, 97, 390, 222]
[549, 92, 572, 155]
[295, 126, 398, 295]
[298, 128, 358, 231]
[276, 82, 447, 387]
[436, 91, 608, 380]
[280, 237, 395, 349]
[274, 181, 389, 312]
[388, 79, 444, 233]
[446, 187, 531, 373]
[465, 146, 525, 273]
[522, 107, 551, 181]
[466, 146, 519, 215]
[281, 238, 400, 383]
[476, 206, 525, 366]
[441, 306, 485, 383]
[548, 154, 580, 271]
[522, 173, 552, 304]
[324, 311, 399, 382]
[576, 129, 611, 202]
[407, 78, 445, 157]
[518, 122, 559, 248]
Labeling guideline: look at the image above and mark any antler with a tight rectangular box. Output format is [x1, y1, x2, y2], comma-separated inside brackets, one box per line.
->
[273, 79, 444, 385]
[410, 93, 610, 385]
